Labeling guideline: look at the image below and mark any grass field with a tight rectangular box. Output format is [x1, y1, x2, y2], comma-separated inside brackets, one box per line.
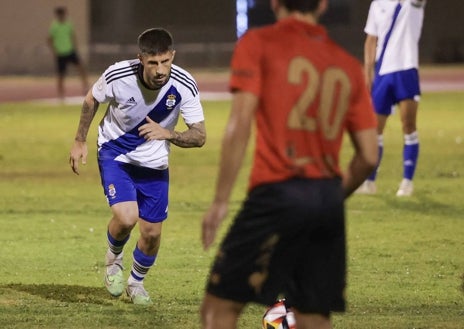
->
[0, 91, 463, 328]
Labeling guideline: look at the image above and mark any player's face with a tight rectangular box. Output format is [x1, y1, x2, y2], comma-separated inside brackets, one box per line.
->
[139, 50, 176, 89]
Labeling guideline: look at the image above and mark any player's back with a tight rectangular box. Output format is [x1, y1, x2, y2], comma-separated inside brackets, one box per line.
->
[230, 18, 374, 189]
[256, 18, 362, 118]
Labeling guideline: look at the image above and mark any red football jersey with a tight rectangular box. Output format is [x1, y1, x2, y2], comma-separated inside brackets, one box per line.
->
[230, 18, 377, 190]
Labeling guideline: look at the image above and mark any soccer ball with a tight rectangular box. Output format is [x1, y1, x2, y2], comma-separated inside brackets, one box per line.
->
[262, 299, 296, 329]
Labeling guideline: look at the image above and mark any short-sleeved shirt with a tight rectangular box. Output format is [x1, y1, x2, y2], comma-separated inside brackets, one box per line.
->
[93, 60, 205, 170]
[364, 0, 426, 76]
[229, 17, 377, 191]
[49, 20, 75, 56]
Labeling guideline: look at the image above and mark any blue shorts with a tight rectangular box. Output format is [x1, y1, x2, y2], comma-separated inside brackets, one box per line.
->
[371, 68, 421, 116]
[98, 160, 169, 223]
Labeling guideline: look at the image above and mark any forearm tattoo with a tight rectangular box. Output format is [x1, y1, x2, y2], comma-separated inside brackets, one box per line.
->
[75, 98, 99, 142]
[169, 121, 206, 148]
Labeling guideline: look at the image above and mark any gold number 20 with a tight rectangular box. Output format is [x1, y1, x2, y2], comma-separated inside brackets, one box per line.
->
[287, 57, 351, 140]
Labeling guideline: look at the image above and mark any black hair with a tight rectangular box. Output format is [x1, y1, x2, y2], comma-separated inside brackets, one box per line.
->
[280, 0, 321, 12]
[54, 6, 67, 16]
[137, 28, 174, 55]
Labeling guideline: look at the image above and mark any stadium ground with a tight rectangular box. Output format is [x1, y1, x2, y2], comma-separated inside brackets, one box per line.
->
[0, 65, 463, 103]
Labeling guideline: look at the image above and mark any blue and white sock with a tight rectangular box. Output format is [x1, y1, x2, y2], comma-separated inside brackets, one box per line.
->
[403, 131, 419, 180]
[129, 245, 156, 283]
[107, 230, 130, 256]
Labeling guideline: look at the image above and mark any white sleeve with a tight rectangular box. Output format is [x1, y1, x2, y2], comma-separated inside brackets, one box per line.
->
[180, 92, 205, 125]
[92, 71, 114, 104]
[364, 2, 378, 36]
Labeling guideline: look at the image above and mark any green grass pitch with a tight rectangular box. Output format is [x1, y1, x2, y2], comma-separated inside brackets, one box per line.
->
[0, 92, 463, 328]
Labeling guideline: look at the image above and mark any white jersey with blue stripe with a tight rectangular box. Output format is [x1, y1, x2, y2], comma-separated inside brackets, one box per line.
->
[364, 0, 425, 76]
[92, 59, 204, 169]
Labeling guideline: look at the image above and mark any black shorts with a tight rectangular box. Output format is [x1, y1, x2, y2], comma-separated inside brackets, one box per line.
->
[206, 177, 346, 315]
[56, 52, 80, 75]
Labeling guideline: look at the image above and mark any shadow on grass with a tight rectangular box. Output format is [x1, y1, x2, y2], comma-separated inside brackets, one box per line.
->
[380, 193, 463, 218]
[1, 283, 114, 305]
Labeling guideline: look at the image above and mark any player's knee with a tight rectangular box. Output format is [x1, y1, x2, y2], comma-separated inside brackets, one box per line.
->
[141, 230, 161, 245]
[200, 294, 242, 329]
[402, 123, 417, 134]
[111, 204, 139, 229]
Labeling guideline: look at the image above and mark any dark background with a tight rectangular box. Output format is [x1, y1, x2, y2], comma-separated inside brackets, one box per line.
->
[88, 0, 464, 70]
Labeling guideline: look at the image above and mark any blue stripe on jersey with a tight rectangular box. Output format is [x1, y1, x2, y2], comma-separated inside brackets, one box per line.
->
[147, 85, 183, 123]
[105, 63, 139, 84]
[375, 3, 402, 74]
[98, 86, 183, 160]
[171, 67, 199, 97]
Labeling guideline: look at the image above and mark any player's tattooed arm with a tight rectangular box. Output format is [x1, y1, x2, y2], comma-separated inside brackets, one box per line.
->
[70, 91, 100, 175]
[169, 121, 206, 148]
[74, 92, 100, 142]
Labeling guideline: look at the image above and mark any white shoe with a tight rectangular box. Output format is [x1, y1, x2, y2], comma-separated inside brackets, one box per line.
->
[355, 180, 377, 194]
[396, 179, 413, 197]
[126, 280, 153, 305]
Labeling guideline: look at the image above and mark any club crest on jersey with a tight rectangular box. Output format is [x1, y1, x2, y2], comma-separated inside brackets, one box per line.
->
[108, 184, 116, 199]
[165, 94, 177, 109]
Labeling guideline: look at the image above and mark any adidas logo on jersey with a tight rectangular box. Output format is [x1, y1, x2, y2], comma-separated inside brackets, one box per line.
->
[127, 97, 137, 104]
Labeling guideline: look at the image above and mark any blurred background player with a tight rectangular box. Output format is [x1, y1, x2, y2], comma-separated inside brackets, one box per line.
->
[357, 0, 426, 196]
[69, 28, 206, 305]
[47, 6, 89, 100]
[200, 0, 378, 328]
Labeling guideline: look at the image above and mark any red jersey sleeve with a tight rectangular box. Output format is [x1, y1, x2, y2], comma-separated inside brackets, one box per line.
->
[229, 31, 262, 96]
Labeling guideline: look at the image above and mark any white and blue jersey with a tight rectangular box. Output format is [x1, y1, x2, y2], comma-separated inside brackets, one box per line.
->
[93, 59, 204, 221]
[364, 0, 425, 75]
[365, 0, 426, 114]
[92, 59, 204, 170]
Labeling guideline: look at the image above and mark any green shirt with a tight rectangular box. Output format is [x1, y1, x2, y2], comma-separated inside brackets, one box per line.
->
[49, 20, 75, 56]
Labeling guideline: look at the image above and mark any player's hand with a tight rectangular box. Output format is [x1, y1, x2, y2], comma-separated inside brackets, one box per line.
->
[138, 116, 171, 141]
[202, 201, 228, 251]
[69, 140, 88, 175]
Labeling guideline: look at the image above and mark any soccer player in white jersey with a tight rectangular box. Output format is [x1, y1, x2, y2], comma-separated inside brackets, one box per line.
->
[69, 28, 206, 305]
[358, 0, 426, 196]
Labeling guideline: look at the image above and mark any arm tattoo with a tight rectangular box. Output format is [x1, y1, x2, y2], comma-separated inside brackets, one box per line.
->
[169, 121, 206, 148]
[75, 97, 99, 142]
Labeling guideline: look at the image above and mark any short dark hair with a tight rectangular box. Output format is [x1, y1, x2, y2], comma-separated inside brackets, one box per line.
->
[279, 0, 321, 12]
[54, 6, 67, 17]
[137, 28, 174, 55]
